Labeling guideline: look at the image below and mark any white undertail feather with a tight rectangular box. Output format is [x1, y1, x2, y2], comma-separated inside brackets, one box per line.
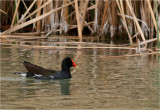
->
[16, 73, 27, 77]
[50, 76, 54, 79]
[33, 74, 43, 77]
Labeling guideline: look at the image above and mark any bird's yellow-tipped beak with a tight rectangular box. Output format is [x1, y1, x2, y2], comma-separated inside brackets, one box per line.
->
[76, 66, 79, 69]
[71, 59, 78, 68]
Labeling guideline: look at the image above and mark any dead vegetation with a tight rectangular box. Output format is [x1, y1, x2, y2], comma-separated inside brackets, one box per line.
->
[0, 0, 160, 56]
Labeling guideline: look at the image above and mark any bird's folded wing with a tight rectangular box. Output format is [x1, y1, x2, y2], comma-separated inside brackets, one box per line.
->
[23, 61, 57, 77]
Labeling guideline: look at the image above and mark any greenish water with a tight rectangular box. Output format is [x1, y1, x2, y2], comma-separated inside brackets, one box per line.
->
[0, 44, 159, 109]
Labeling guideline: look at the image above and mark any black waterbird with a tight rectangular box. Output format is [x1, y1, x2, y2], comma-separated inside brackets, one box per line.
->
[15, 57, 78, 79]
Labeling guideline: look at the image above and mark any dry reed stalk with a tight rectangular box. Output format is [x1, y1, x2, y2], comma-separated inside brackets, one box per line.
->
[1, 0, 159, 48]
[125, 1, 133, 35]
[145, 1, 151, 30]
[11, 32, 39, 36]
[21, 0, 36, 30]
[21, 0, 33, 21]
[0, 0, 5, 14]
[110, 1, 117, 38]
[118, 14, 149, 32]
[60, 0, 68, 34]
[0, 35, 95, 40]
[49, 1, 54, 29]
[98, 1, 103, 28]
[87, 4, 96, 11]
[83, 21, 94, 33]
[74, 0, 82, 42]
[36, 0, 42, 33]
[150, 10, 155, 47]
[140, 38, 158, 45]
[54, 0, 60, 29]
[22, 0, 51, 24]
[11, 0, 20, 27]
[60, 1, 69, 34]
[117, 14, 150, 31]
[11, 0, 37, 31]
[16, 0, 19, 23]
[0, 42, 140, 50]
[43, 36, 98, 40]
[46, 20, 94, 36]
[100, 0, 109, 34]
[44, 0, 51, 32]
[61, 21, 93, 32]
[95, 52, 160, 59]
[93, 0, 99, 33]
[1, 0, 50, 35]
[42, 0, 46, 31]
[1, 34, 43, 38]
[1, 1, 13, 25]
[20, 0, 37, 23]
[126, 0, 146, 42]
[1, 1, 75, 35]
[81, 0, 89, 32]
[79, 0, 84, 7]
[65, 1, 93, 33]
[64, 0, 68, 23]
[68, 0, 86, 28]
[0, 9, 7, 15]
[147, 0, 157, 31]
[140, 1, 147, 37]
[80, 6, 94, 33]
[73, 15, 94, 33]
[116, 0, 133, 45]
[2, 38, 125, 47]
[5, 36, 47, 40]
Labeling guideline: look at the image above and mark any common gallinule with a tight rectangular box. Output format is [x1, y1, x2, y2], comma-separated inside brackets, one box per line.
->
[15, 57, 78, 79]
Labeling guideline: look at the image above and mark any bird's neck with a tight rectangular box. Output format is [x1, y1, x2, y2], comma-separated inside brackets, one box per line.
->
[62, 67, 70, 73]
[61, 67, 71, 78]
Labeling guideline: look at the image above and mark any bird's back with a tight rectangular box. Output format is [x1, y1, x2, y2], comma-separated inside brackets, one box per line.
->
[23, 61, 57, 77]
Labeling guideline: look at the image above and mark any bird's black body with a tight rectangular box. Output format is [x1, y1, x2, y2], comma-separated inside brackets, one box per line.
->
[15, 57, 77, 79]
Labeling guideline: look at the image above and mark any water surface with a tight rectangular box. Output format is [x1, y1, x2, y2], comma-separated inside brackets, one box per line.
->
[0, 44, 159, 109]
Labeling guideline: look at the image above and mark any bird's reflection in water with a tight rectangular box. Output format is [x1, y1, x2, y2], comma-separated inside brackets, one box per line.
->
[19, 78, 71, 96]
[60, 79, 71, 95]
